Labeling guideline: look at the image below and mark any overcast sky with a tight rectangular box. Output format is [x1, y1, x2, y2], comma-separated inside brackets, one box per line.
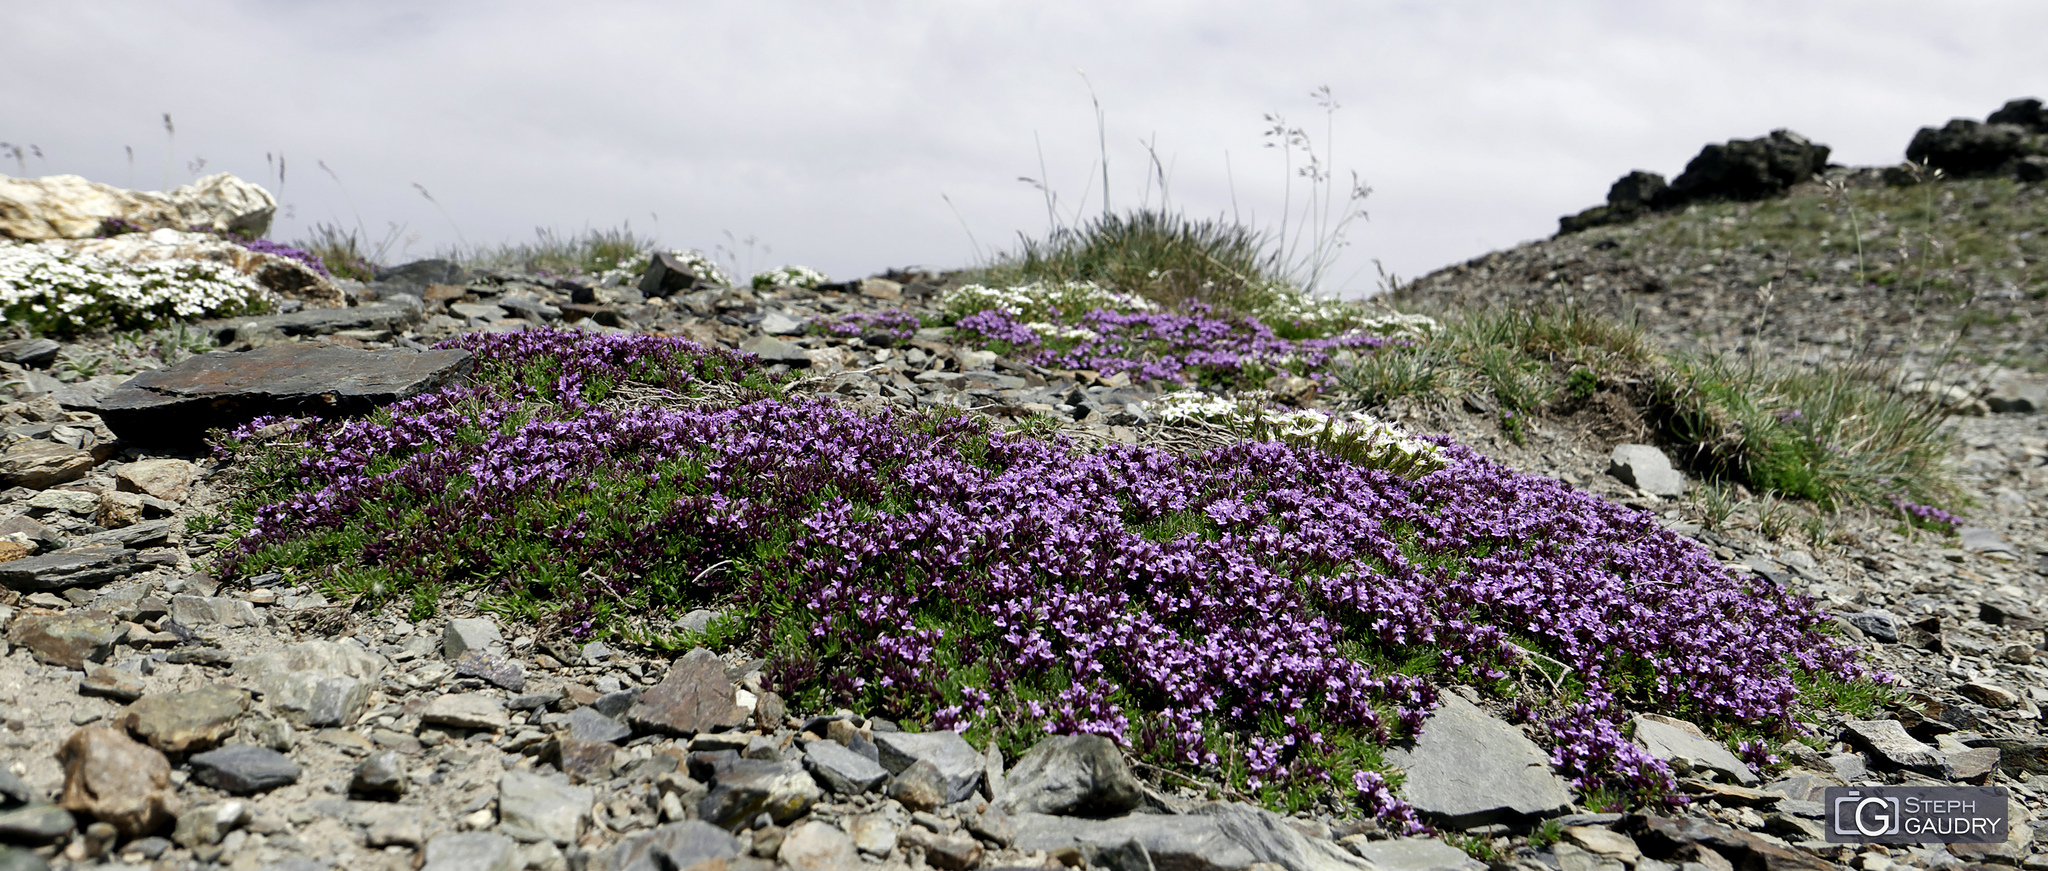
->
[4, 1, 2042, 296]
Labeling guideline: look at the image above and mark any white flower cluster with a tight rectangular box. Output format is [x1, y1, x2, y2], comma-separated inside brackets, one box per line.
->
[752, 265, 829, 290]
[1144, 389, 1444, 471]
[0, 240, 271, 333]
[1023, 321, 1102, 343]
[943, 279, 1155, 322]
[1353, 311, 1441, 338]
[599, 249, 732, 288]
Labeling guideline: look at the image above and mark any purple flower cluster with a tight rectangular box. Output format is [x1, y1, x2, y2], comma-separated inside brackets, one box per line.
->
[1890, 497, 1961, 531]
[233, 237, 333, 278]
[812, 309, 922, 343]
[218, 328, 1865, 814]
[952, 302, 1398, 386]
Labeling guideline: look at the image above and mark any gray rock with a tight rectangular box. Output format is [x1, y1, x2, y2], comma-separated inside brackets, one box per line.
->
[626, 648, 746, 736]
[0, 338, 60, 368]
[119, 683, 249, 753]
[422, 831, 520, 871]
[171, 800, 248, 848]
[0, 441, 96, 490]
[1383, 693, 1572, 828]
[565, 707, 632, 744]
[0, 770, 32, 807]
[443, 617, 503, 659]
[1908, 118, 2046, 178]
[1841, 720, 1945, 775]
[998, 733, 1144, 817]
[1193, 803, 1377, 871]
[350, 751, 406, 798]
[169, 595, 261, 628]
[5, 609, 121, 669]
[0, 845, 51, 871]
[637, 251, 719, 297]
[873, 730, 984, 805]
[759, 310, 806, 336]
[1957, 527, 2016, 554]
[1846, 610, 1901, 643]
[590, 821, 742, 871]
[209, 301, 423, 344]
[779, 820, 862, 869]
[1629, 714, 1757, 785]
[591, 688, 640, 719]
[1985, 373, 2048, 413]
[498, 770, 592, 845]
[803, 738, 890, 794]
[0, 547, 135, 592]
[94, 344, 475, 447]
[740, 335, 813, 368]
[420, 694, 509, 731]
[1607, 444, 1686, 497]
[1346, 837, 1488, 871]
[696, 758, 820, 830]
[452, 648, 525, 692]
[187, 743, 301, 794]
[1014, 802, 1374, 871]
[885, 759, 949, 812]
[235, 640, 388, 728]
[374, 259, 469, 291]
[0, 803, 75, 846]
[1664, 130, 1832, 204]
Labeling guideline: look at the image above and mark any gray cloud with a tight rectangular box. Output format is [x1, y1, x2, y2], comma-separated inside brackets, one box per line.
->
[3, 0, 2041, 295]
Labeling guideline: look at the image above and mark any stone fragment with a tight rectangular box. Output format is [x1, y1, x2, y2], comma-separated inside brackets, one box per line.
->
[1958, 526, 2016, 555]
[57, 726, 177, 838]
[553, 737, 620, 784]
[1608, 444, 1686, 497]
[78, 665, 144, 702]
[1666, 130, 1833, 203]
[0, 442, 95, 489]
[374, 259, 469, 291]
[350, 751, 407, 798]
[5, 610, 120, 668]
[113, 459, 197, 503]
[898, 825, 983, 870]
[635, 251, 719, 297]
[1564, 827, 1642, 863]
[234, 640, 387, 728]
[758, 310, 805, 336]
[0, 770, 35, 807]
[626, 648, 747, 736]
[1014, 801, 1374, 871]
[170, 801, 247, 848]
[802, 738, 890, 794]
[1384, 693, 1572, 828]
[848, 812, 899, 855]
[884, 759, 947, 812]
[23, 489, 97, 516]
[0, 804, 75, 846]
[118, 684, 249, 753]
[213, 301, 423, 344]
[1948, 795, 2033, 864]
[1958, 680, 2020, 709]
[1629, 714, 1757, 784]
[1960, 736, 2048, 774]
[94, 344, 475, 447]
[0, 338, 60, 368]
[0, 173, 275, 239]
[95, 491, 145, 528]
[591, 821, 742, 871]
[453, 648, 525, 692]
[1840, 720, 1944, 775]
[741, 335, 813, 368]
[362, 807, 424, 847]
[1347, 837, 1488, 871]
[778, 820, 859, 870]
[999, 733, 1144, 816]
[1625, 814, 1835, 871]
[1845, 610, 1900, 643]
[443, 617, 503, 659]
[419, 694, 509, 731]
[168, 595, 261, 628]
[0, 548, 135, 592]
[421, 831, 520, 871]
[565, 707, 632, 744]
[696, 759, 820, 830]
[1984, 372, 2048, 413]
[873, 729, 984, 805]
[187, 744, 300, 794]
[498, 770, 592, 845]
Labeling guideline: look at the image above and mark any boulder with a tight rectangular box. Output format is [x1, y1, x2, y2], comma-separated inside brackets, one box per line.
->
[626, 648, 748, 736]
[1987, 97, 2048, 133]
[637, 251, 719, 297]
[93, 344, 474, 447]
[59, 228, 341, 308]
[57, 726, 179, 838]
[0, 172, 275, 240]
[0, 441, 96, 489]
[998, 734, 1144, 817]
[1382, 693, 1572, 828]
[873, 730, 984, 805]
[1608, 444, 1686, 497]
[1661, 130, 1831, 205]
[1906, 118, 2046, 178]
[234, 640, 389, 728]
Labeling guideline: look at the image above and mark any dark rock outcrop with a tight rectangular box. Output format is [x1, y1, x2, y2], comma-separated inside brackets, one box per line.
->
[1561, 131, 1829, 234]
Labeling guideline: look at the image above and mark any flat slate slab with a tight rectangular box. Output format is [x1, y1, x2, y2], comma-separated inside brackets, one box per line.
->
[93, 344, 474, 447]
[1383, 693, 1573, 829]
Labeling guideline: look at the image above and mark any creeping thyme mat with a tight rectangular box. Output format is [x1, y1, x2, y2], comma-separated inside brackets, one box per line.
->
[214, 329, 1871, 822]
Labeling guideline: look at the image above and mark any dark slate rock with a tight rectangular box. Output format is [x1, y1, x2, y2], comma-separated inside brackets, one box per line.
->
[0, 770, 33, 808]
[0, 339, 60, 368]
[452, 648, 525, 693]
[1661, 129, 1831, 205]
[565, 707, 632, 745]
[0, 546, 135, 592]
[873, 730, 984, 805]
[93, 345, 474, 447]
[802, 739, 889, 794]
[591, 821, 741, 871]
[739, 336, 812, 368]
[0, 803, 74, 846]
[1624, 814, 1835, 871]
[637, 252, 718, 297]
[1988, 97, 2048, 132]
[626, 648, 746, 737]
[207, 301, 422, 344]
[694, 758, 819, 830]
[998, 734, 1144, 817]
[1382, 693, 1572, 829]
[1907, 118, 2046, 178]
[590, 688, 640, 720]
[188, 743, 303, 794]
[350, 751, 406, 798]
[1846, 610, 1901, 643]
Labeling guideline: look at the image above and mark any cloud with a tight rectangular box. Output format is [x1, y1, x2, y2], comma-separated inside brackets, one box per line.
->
[3, 0, 2042, 295]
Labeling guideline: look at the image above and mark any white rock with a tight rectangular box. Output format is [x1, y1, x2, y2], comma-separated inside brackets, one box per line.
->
[0, 172, 275, 240]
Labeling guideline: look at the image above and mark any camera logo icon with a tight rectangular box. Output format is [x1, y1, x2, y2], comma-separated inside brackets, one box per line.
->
[1834, 790, 1901, 837]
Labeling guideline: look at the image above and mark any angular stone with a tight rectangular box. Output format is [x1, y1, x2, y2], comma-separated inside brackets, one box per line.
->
[590, 821, 741, 871]
[0, 770, 34, 807]
[1562, 828, 1642, 864]
[740, 335, 813, 368]
[420, 694, 508, 731]
[0, 804, 75, 846]
[1948, 795, 2033, 865]
[0, 547, 135, 592]
[211, 301, 421, 344]
[96, 491, 146, 528]
[848, 812, 900, 855]
[564, 707, 632, 744]
[118, 684, 249, 753]
[1014, 801, 1374, 871]
[1348, 837, 1488, 871]
[636, 251, 718, 297]
[899, 825, 983, 870]
[114, 459, 197, 503]
[188, 744, 299, 794]
[350, 751, 407, 798]
[0, 442, 95, 489]
[421, 831, 520, 871]
[802, 738, 890, 794]
[884, 759, 947, 812]
[234, 640, 387, 728]
[1840, 720, 1944, 775]
[998, 733, 1144, 816]
[0, 845, 50, 871]
[1845, 610, 1900, 643]
[696, 758, 820, 830]
[78, 665, 145, 702]
[498, 770, 591, 845]
[627, 648, 747, 736]
[1958, 527, 2016, 555]
[171, 800, 248, 848]
[169, 595, 261, 628]
[23, 489, 96, 516]
[1629, 714, 1757, 784]
[873, 729, 984, 805]
[779, 821, 860, 871]
[0, 338, 60, 368]
[94, 344, 474, 448]
[443, 617, 503, 659]
[1608, 444, 1685, 497]
[759, 310, 806, 336]
[553, 737, 620, 784]
[1625, 814, 1835, 871]
[1961, 736, 2048, 774]
[57, 726, 178, 838]
[1384, 693, 1572, 828]
[453, 648, 525, 692]
[0, 173, 275, 240]
[5, 609, 120, 668]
